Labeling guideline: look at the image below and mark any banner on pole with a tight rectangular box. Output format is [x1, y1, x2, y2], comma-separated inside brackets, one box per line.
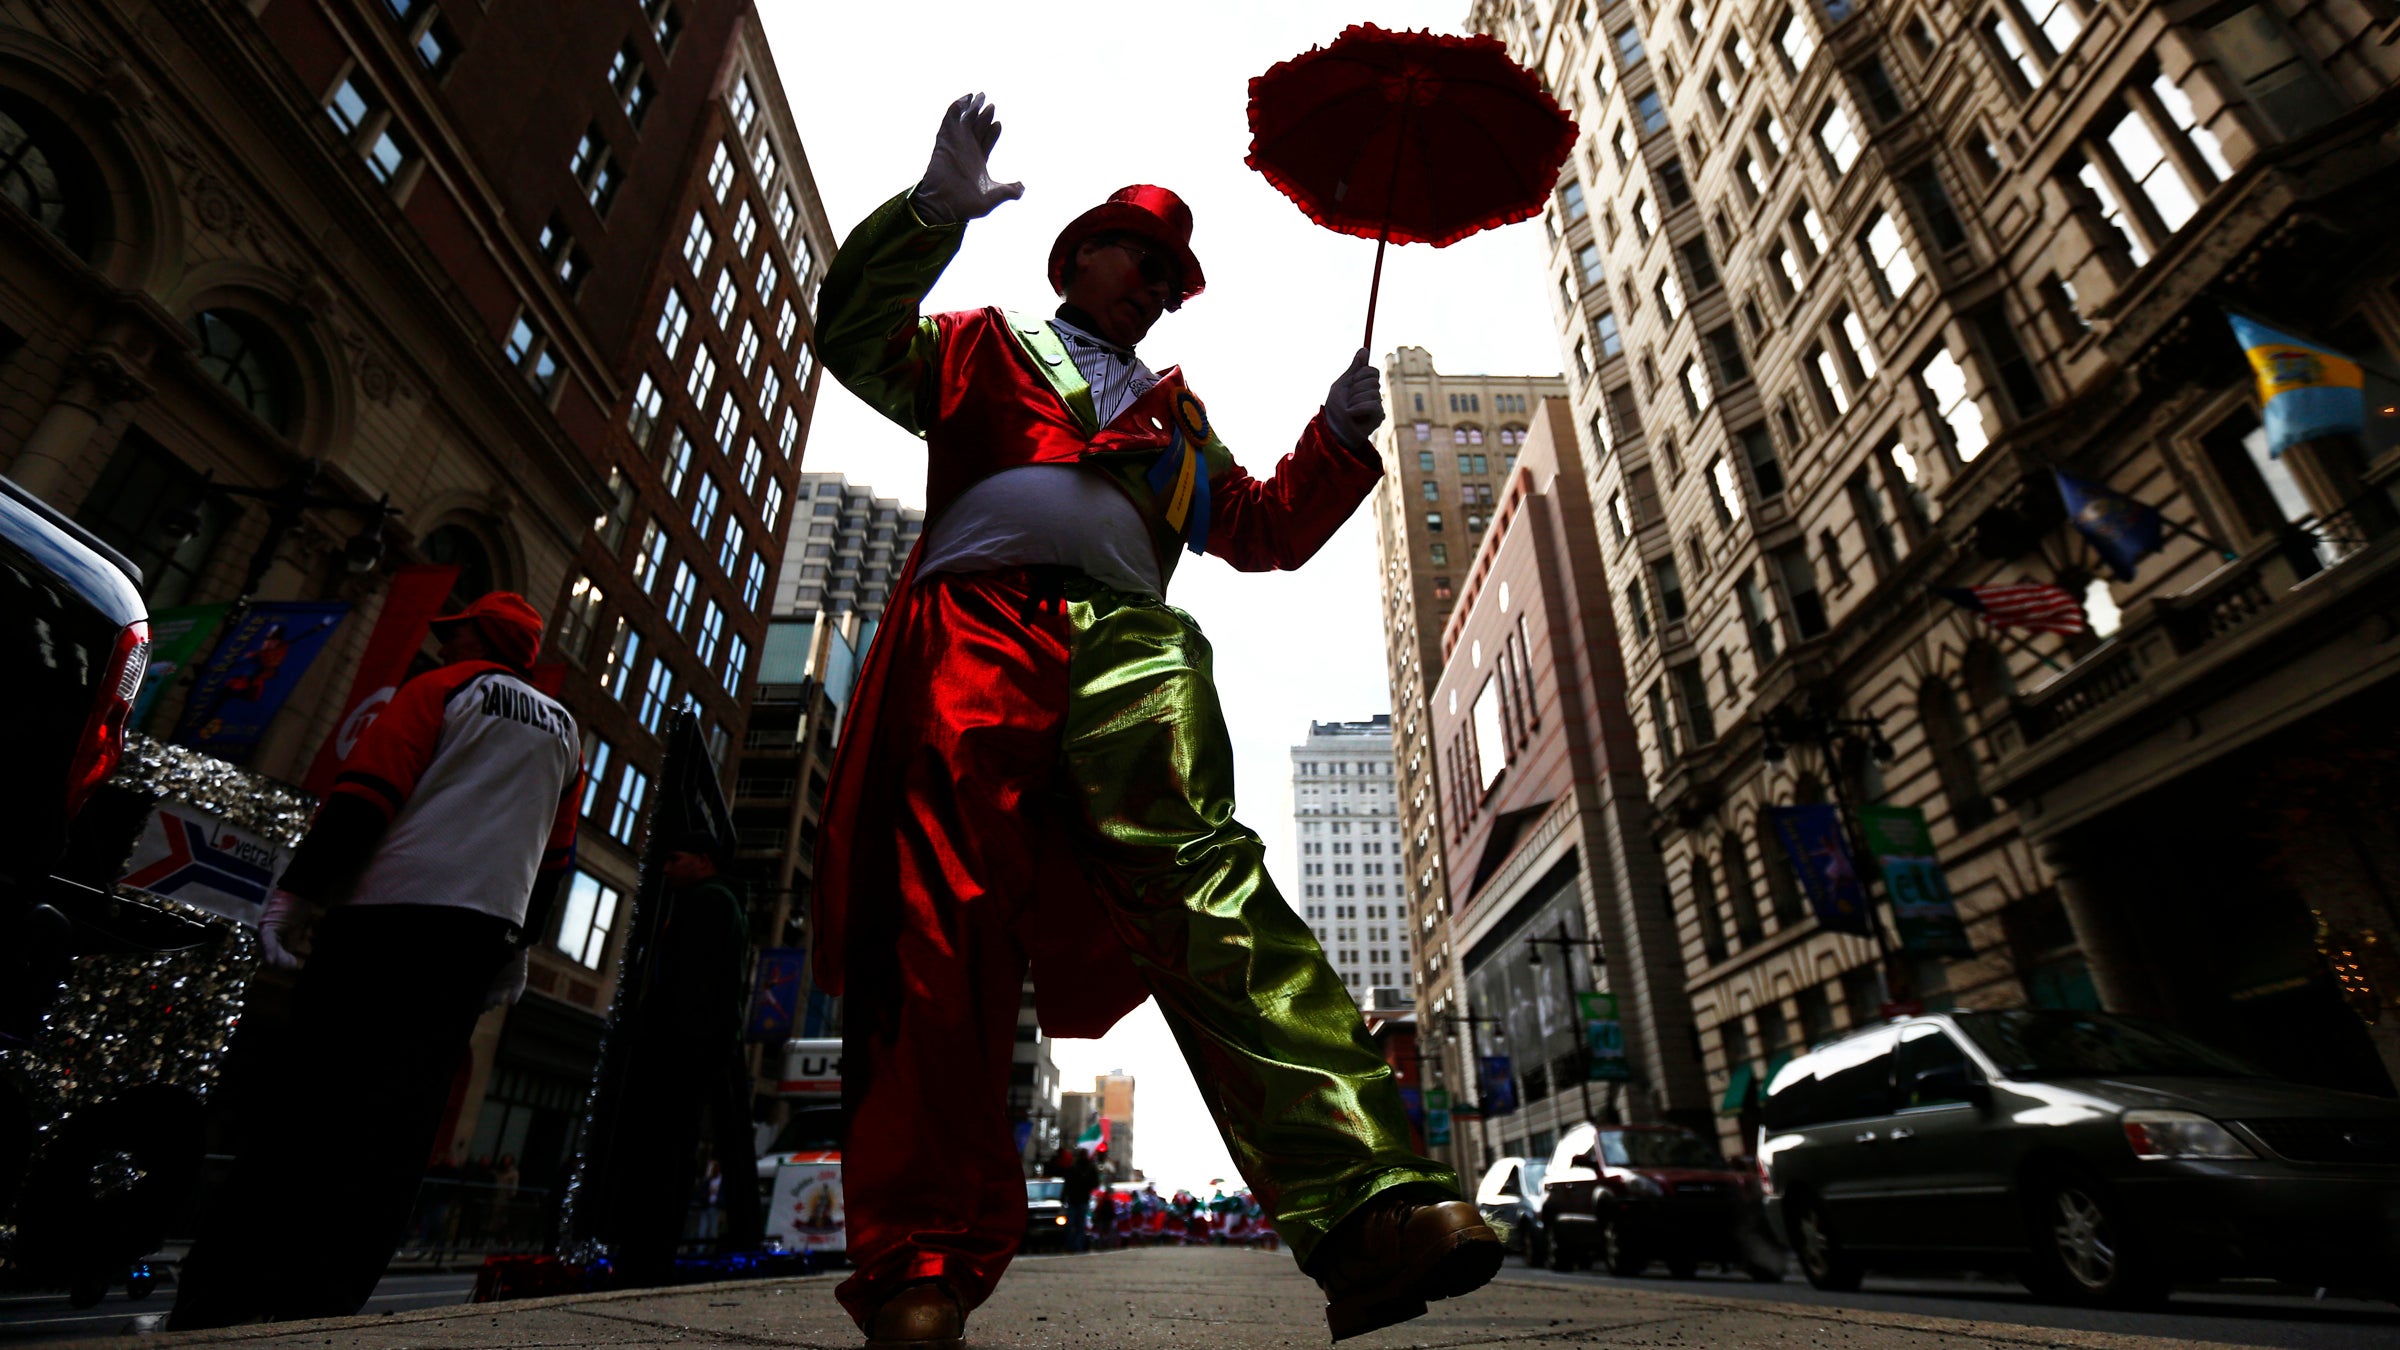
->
[1423, 1087, 1452, 1147]
[1478, 1055, 1518, 1116]
[1768, 804, 1875, 935]
[1857, 805, 1975, 955]
[132, 604, 227, 732]
[745, 946, 807, 1042]
[175, 601, 350, 760]
[1577, 990, 1632, 1081]
[302, 565, 458, 795]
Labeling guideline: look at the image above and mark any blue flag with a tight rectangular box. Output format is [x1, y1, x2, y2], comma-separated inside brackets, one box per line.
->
[2226, 312, 2365, 457]
[2053, 470, 2165, 581]
[1478, 1055, 1518, 1116]
[1767, 805, 1875, 936]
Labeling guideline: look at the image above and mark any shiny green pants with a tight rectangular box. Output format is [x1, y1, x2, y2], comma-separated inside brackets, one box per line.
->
[1059, 576, 1456, 1254]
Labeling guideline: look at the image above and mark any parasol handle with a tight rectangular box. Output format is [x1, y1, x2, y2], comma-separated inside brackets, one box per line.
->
[1361, 95, 1413, 356]
[1363, 221, 1391, 353]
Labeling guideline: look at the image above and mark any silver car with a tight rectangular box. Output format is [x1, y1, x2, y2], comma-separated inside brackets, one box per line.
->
[1473, 1156, 1547, 1263]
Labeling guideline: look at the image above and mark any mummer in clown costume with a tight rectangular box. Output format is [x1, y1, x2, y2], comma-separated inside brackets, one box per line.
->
[814, 94, 1502, 1347]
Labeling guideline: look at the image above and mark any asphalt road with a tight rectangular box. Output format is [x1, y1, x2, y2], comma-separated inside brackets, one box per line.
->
[6, 1256, 2393, 1347]
[1500, 1255, 2400, 1349]
[0, 1270, 478, 1343]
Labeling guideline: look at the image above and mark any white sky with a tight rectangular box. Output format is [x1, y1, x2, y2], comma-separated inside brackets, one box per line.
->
[761, 1, 1563, 1193]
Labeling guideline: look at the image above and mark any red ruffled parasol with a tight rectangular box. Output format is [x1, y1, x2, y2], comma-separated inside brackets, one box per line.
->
[1247, 25, 1579, 348]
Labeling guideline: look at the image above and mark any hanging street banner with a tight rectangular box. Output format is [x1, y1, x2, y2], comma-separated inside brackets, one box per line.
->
[1478, 1055, 1518, 1115]
[1423, 1087, 1452, 1147]
[131, 603, 227, 732]
[745, 946, 808, 1042]
[118, 800, 291, 925]
[1768, 804, 1875, 935]
[175, 601, 350, 760]
[1857, 804, 1975, 955]
[1577, 990, 1632, 1081]
[302, 565, 458, 795]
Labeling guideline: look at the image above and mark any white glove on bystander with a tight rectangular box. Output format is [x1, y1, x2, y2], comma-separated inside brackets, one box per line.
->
[483, 948, 529, 1012]
[256, 888, 318, 970]
[1320, 348, 1387, 450]
[910, 92, 1024, 225]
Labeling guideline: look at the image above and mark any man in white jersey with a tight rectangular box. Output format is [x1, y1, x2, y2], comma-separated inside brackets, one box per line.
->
[172, 592, 582, 1328]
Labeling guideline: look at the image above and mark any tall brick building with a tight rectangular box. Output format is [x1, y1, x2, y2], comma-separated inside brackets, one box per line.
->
[1468, 0, 2400, 1148]
[0, 0, 832, 1188]
[1428, 398, 1701, 1184]
[1369, 347, 1564, 1170]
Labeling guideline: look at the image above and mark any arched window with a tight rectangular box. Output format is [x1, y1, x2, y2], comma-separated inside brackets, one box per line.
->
[423, 523, 496, 606]
[1961, 640, 2014, 709]
[0, 92, 98, 254]
[1720, 832, 1764, 944]
[1688, 853, 1727, 964]
[189, 310, 297, 432]
[1755, 814, 1805, 924]
[1919, 677, 1992, 830]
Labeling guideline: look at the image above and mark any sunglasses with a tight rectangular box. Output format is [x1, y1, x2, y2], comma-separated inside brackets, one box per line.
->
[1106, 237, 1183, 293]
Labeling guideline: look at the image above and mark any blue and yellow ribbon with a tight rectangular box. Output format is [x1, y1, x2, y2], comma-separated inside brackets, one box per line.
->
[1146, 387, 1213, 555]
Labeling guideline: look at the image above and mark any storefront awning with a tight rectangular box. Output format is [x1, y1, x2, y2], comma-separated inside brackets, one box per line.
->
[1762, 1049, 1794, 1090]
[1716, 1062, 1755, 1115]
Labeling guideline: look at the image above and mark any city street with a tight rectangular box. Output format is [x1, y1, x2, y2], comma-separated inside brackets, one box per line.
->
[10, 1248, 2391, 1349]
[0, 1272, 476, 1344]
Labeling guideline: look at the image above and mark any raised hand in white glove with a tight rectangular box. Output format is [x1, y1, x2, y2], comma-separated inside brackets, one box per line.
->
[910, 92, 1024, 225]
[483, 948, 529, 1012]
[256, 888, 318, 971]
[1320, 348, 1387, 451]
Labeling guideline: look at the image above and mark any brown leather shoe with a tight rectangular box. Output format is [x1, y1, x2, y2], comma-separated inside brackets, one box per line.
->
[863, 1280, 965, 1350]
[1309, 1191, 1504, 1340]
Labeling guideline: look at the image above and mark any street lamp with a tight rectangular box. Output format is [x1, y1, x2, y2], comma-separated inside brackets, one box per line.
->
[1522, 921, 1604, 967]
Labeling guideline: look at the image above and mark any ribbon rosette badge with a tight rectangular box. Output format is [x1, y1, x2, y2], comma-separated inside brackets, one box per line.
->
[1148, 387, 1214, 555]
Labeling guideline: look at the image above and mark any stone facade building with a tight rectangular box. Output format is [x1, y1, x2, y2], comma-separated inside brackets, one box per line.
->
[1429, 398, 1704, 1187]
[0, 0, 833, 1190]
[1369, 346, 1566, 1170]
[1467, 0, 2400, 1150]
[1291, 715, 1410, 1005]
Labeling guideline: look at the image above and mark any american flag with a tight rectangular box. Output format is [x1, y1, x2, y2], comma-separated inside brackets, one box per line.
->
[1934, 583, 2088, 635]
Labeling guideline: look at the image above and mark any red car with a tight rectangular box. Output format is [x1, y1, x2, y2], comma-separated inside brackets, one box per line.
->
[1538, 1122, 1782, 1281]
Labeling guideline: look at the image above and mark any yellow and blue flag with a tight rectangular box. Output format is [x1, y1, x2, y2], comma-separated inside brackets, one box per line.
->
[2226, 312, 2365, 457]
[2052, 469, 2164, 581]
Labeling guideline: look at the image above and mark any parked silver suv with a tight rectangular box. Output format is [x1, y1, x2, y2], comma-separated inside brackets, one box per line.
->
[1758, 1009, 2400, 1306]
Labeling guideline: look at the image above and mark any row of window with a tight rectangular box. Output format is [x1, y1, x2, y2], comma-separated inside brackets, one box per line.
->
[1294, 759, 1391, 776]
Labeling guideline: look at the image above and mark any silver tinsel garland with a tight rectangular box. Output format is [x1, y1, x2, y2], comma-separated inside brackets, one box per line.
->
[2, 733, 309, 1122]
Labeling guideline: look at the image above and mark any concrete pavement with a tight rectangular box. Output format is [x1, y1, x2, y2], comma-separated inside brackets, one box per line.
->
[87, 1247, 2250, 1350]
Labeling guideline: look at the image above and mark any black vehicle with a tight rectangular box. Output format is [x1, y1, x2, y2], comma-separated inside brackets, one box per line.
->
[1759, 1009, 2400, 1306]
[1, 470, 153, 1042]
[0, 474, 219, 1308]
[1539, 1121, 1782, 1280]
[1473, 1155, 1549, 1264]
[1024, 1178, 1069, 1251]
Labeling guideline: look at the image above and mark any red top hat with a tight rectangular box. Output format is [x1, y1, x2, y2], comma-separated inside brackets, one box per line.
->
[428, 591, 545, 671]
[1047, 185, 1207, 309]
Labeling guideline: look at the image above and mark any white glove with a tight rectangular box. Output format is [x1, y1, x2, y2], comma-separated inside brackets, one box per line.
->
[1321, 349, 1386, 450]
[483, 948, 529, 1011]
[256, 888, 318, 971]
[910, 92, 1024, 225]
